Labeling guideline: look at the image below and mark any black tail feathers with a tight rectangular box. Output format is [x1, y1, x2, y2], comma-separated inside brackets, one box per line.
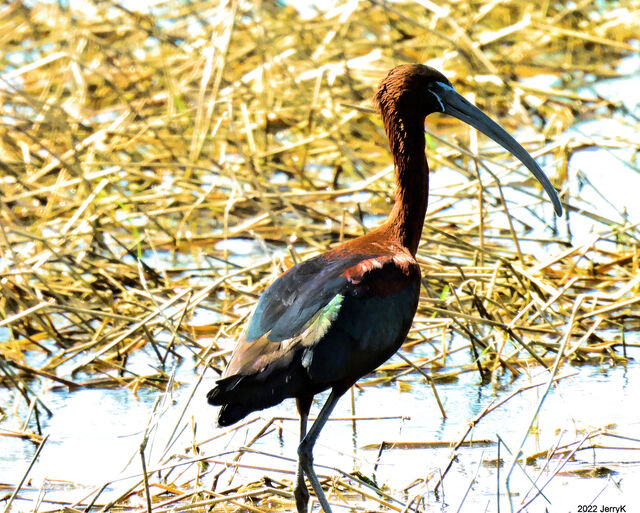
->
[208, 365, 311, 427]
[206, 375, 242, 405]
[207, 375, 252, 426]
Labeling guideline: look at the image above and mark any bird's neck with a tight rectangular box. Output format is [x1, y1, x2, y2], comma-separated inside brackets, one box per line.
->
[382, 114, 428, 256]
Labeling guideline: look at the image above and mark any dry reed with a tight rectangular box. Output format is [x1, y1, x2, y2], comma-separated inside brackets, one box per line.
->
[1, 0, 639, 511]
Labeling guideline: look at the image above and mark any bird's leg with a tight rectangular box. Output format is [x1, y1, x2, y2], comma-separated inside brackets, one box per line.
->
[294, 396, 312, 513]
[297, 389, 341, 513]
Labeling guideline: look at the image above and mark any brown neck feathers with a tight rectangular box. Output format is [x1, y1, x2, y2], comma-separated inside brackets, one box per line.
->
[376, 93, 429, 256]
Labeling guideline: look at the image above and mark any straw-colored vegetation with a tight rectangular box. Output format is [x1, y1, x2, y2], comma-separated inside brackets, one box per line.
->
[1, 0, 639, 511]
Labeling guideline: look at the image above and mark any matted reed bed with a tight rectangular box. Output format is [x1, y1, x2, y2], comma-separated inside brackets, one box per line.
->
[1, 0, 639, 511]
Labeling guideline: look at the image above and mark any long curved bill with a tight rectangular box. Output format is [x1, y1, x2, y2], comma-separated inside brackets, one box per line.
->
[429, 82, 563, 216]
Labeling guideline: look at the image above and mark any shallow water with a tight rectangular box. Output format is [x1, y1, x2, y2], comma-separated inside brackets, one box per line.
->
[2, 346, 639, 511]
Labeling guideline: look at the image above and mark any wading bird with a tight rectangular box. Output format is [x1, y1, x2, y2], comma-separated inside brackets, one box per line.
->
[208, 64, 562, 512]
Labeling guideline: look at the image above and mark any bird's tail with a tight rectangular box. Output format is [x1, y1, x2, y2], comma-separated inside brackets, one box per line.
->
[207, 366, 309, 426]
[206, 375, 252, 427]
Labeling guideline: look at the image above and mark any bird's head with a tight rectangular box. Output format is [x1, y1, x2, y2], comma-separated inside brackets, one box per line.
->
[374, 64, 562, 216]
[374, 64, 453, 117]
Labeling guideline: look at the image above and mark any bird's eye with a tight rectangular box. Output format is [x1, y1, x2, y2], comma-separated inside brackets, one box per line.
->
[427, 89, 445, 112]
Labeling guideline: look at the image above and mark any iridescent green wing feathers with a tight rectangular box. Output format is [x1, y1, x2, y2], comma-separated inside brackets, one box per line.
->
[245, 254, 364, 342]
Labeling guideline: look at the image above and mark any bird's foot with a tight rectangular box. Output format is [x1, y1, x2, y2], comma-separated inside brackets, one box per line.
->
[294, 481, 310, 513]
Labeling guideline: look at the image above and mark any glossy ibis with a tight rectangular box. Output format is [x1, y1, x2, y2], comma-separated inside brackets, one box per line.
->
[207, 64, 562, 512]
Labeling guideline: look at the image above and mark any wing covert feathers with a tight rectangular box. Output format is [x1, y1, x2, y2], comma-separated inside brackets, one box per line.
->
[245, 254, 362, 342]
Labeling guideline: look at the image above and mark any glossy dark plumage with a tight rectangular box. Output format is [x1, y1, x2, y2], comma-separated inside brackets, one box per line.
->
[208, 242, 421, 426]
[207, 64, 561, 513]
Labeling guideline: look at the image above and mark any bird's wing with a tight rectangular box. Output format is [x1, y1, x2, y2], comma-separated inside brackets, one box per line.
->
[216, 253, 367, 391]
[247, 249, 419, 343]
[210, 250, 420, 425]
[245, 253, 366, 342]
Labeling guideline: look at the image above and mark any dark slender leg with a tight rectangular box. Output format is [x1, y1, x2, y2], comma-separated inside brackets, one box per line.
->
[294, 396, 312, 513]
[298, 389, 342, 513]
